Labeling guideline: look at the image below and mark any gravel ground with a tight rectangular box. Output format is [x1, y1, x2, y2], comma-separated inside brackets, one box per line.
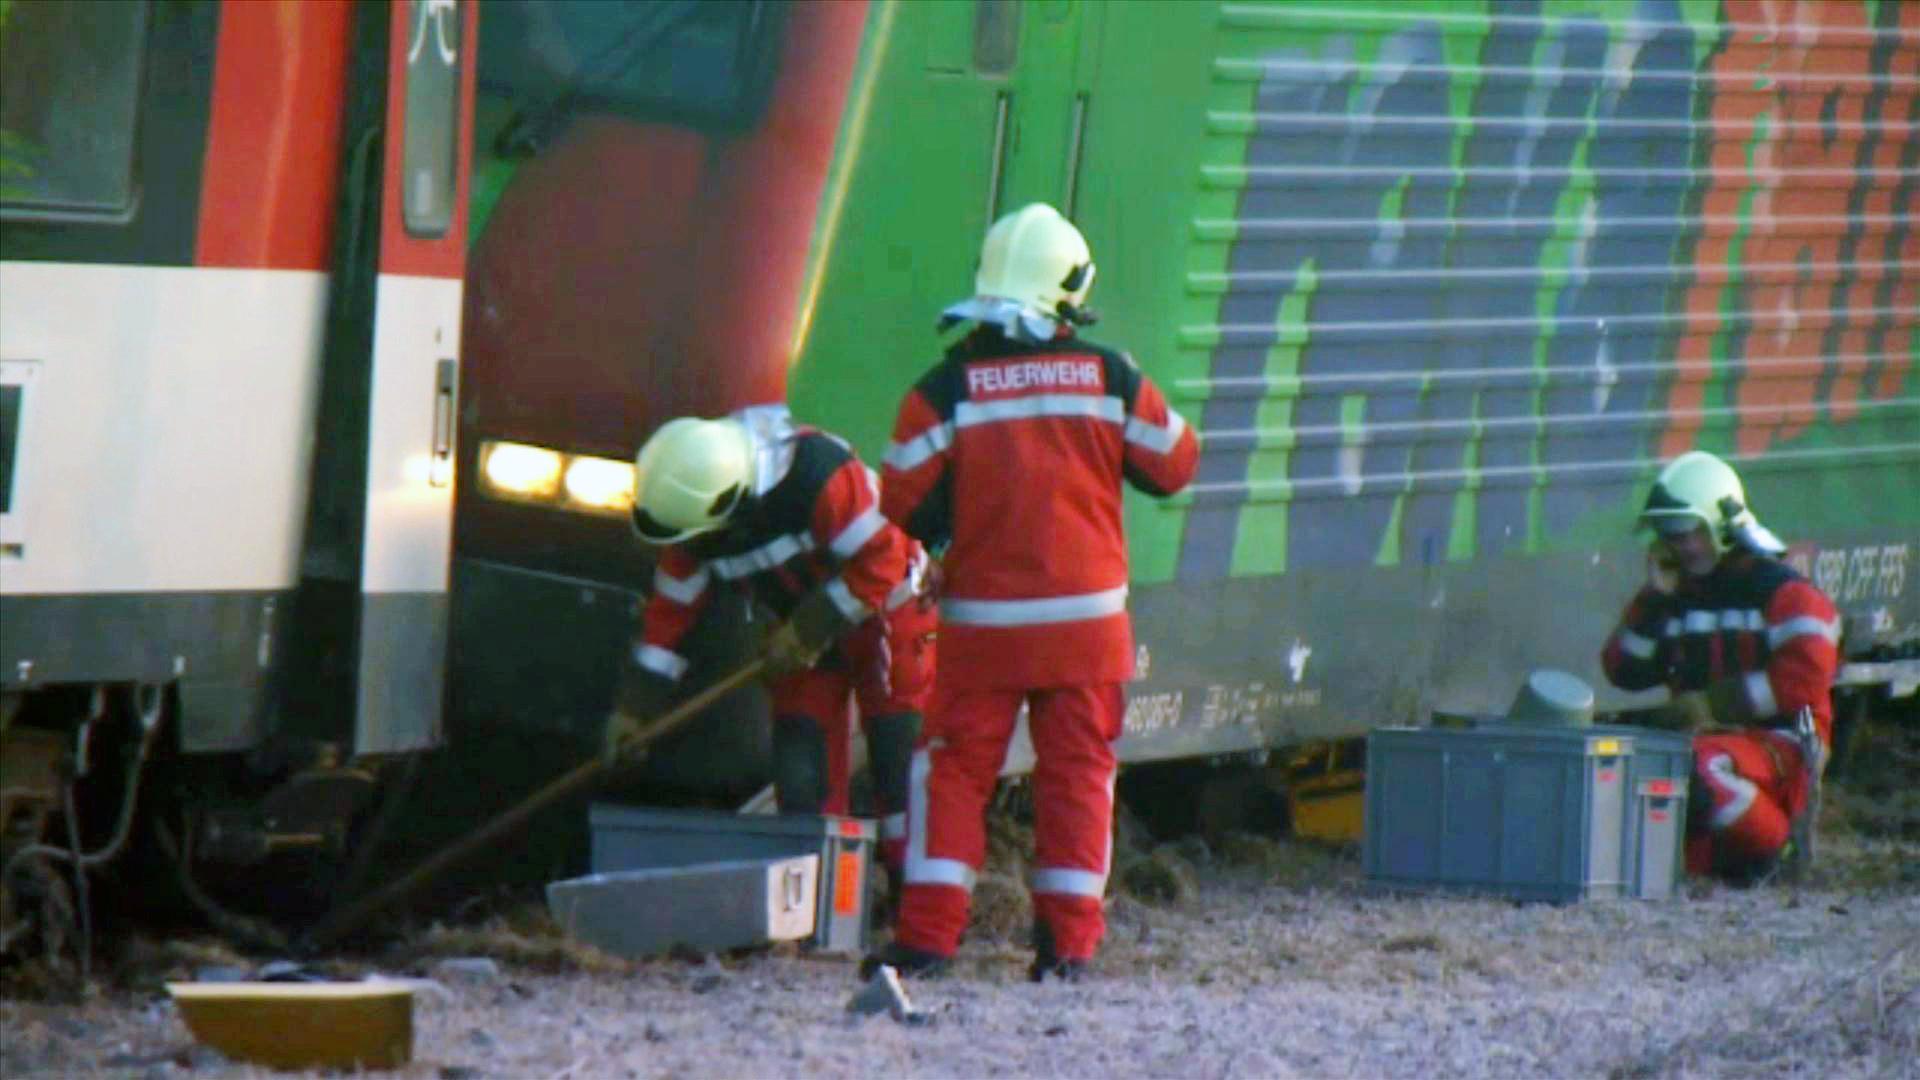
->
[4, 834, 1916, 1080]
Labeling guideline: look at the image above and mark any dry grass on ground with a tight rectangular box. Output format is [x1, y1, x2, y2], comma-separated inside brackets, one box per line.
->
[3, 827, 1913, 1079]
[3, 715, 1918, 1078]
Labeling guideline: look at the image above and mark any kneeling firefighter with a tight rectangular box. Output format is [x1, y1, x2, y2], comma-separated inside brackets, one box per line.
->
[606, 405, 937, 875]
[1600, 450, 1838, 884]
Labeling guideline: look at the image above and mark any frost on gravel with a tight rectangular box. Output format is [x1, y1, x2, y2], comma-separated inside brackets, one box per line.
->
[4, 858, 1915, 1080]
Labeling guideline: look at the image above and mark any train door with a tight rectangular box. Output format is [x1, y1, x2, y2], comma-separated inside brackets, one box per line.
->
[285, 0, 475, 760]
[351, 0, 477, 754]
[787, 0, 1105, 458]
[786, 0, 1025, 446]
[984, 0, 1100, 219]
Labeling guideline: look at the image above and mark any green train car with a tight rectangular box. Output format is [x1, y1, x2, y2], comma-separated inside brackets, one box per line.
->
[458, 0, 1917, 796]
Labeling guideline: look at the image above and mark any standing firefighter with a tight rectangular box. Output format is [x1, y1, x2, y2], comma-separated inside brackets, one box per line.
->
[1601, 450, 1838, 884]
[869, 203, 1198, 981]
[605, 405, 937, 873]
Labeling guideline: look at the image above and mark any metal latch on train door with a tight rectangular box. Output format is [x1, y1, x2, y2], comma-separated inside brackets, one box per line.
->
[430, 358, 457, 488]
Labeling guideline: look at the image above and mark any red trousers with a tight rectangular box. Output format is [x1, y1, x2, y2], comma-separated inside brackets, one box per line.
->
[1686, 729, 1811, 877]
[767, 599, 935, 868]
[895, 681, 1124, 962]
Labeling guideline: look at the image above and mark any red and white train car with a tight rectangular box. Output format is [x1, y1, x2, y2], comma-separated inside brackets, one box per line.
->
[1, 0, 475, 949]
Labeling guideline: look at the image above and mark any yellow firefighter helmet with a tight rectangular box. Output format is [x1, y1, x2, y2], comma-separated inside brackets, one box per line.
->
[1639, 450, 1783, 555]
[974, 202, 1096, 322]
[630, 417, 752, 544]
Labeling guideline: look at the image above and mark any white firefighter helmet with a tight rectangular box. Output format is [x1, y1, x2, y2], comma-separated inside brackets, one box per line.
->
[630, 416, 752, 544]
[1639, 450, 1785, 555]
[974, 202, 1096, 321]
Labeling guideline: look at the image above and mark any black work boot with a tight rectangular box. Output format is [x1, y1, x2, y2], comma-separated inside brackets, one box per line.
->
[1027, 921, 1088, 983]
[867, 712, 920, 817]
[1029, 956, 1088, 983]
[859, 942, 951, 981]
[1726, 848, 1785, 889]
[879, 866, 905, 930]
[771, 715, 827, 813]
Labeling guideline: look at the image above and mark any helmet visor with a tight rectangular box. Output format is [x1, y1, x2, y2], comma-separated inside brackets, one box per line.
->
[629, 483, 743, 545]
[1642, 512, 1706, 539]
[1638, 480, 1707, 538]
[630, 505, 696, 544]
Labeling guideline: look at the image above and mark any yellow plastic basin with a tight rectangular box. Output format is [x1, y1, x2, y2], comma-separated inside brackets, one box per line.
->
[166, 982, 415, 1071]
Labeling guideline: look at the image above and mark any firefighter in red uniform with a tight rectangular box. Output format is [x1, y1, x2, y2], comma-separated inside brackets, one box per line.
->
[1601, 450, 1838, 884]
[604, 404, 936, 874]
[867, 203, 1198, 981]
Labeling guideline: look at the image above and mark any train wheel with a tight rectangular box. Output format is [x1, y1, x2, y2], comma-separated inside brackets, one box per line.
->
[0, 853, 79, 986]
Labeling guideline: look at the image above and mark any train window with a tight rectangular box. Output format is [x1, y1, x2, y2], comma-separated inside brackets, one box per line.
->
[0, 0, 148, 221]
[974, 0, 1020, 75]
[480, 0, 785, 146]
[0, 384, 20, 514]
[0, 360, 35, 546]
[403, 0, 464, 238]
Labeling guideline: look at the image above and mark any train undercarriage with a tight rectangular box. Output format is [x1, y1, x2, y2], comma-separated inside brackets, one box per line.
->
[0, 682, 399, 977]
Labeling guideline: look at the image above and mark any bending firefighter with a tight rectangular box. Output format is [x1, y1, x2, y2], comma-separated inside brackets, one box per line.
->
[606, 405, 937, 874]
[870, 204, 1198, 981]
[1600, 451, 1838, 884]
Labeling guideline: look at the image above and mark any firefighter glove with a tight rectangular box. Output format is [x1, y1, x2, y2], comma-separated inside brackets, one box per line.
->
[762, 619, 829, 680]
[1659, 690, 1715, 733]
[916, 557, 946, 610]
[606, 656, 676, 762]
[761, 587, 854, 680]
[604, 709, 648, 764]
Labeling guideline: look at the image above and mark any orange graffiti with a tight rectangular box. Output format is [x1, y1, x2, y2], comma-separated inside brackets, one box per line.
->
[1733, 0, 1859, 454]
[1664, 0, 1916, 458]
[1827, 1, 1919, 422]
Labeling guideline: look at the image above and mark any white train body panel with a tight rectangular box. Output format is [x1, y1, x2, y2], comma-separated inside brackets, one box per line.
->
[361, 272, 461, 595]
[0, 262, 327, 596]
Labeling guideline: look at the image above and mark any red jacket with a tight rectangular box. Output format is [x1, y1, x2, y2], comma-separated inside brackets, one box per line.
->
[881, 328, 1197, 689]
[1600, 551, 1840, 746]
[635, 408, 923, 683]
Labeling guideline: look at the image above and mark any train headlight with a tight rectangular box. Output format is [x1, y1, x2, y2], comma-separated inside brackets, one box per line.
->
[562, 454, 636, 515]
[478, 440, 637, 518]
[480, 441, 563, 499]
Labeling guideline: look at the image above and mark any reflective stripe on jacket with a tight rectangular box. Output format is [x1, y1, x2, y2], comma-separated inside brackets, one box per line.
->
[636, 409, 922, 682]
[882, 328, 1197, 688]
[1600, 551, 1840, 746]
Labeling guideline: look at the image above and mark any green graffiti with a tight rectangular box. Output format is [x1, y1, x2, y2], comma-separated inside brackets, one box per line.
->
[1676, 0, 1728, 70]
[1377, 173, 1412, 228]
[1336, 2, 1490, 89]
[1430, 10, 1489, 564]
[1446, 401, 1481, 563]
[1525, 19, 1607, 554]
[1230, 258, 1320, 576]
[1372, 173, 1415, 568]
[1439, 12, 1488, 219]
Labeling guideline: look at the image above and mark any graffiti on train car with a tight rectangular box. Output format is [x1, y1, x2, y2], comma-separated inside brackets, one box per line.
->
[1178, 0, 1918, 581]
